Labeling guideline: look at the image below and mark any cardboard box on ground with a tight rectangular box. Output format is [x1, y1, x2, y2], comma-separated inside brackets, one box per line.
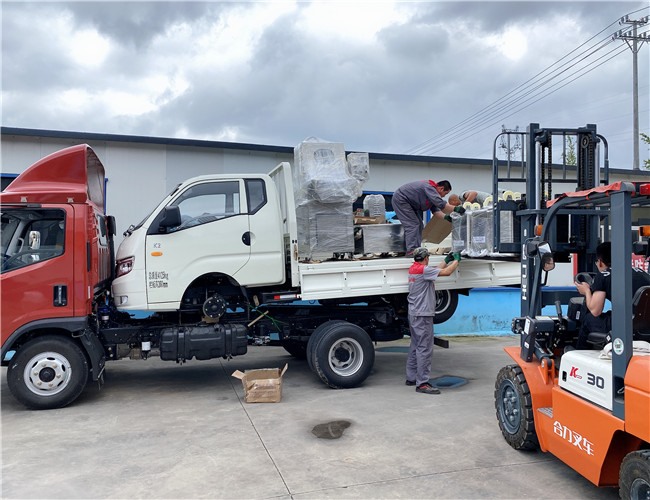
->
[232, 364, 289, 403]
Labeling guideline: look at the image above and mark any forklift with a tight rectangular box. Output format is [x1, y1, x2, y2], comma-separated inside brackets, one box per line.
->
[491, 125, 650, 498]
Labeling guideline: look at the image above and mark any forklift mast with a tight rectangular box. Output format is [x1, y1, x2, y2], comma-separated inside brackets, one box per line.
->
[491, 123, 610, 318]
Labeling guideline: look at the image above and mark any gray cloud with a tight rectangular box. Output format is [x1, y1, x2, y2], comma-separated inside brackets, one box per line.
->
[1, 1, 648, 169]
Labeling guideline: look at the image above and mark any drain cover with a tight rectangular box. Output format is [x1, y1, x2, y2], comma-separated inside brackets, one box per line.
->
[430, 375, 468, 389]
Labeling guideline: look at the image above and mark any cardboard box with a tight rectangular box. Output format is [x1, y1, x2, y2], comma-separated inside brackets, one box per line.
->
[422, 217, 452, 244]
[232, 364, 288, 403]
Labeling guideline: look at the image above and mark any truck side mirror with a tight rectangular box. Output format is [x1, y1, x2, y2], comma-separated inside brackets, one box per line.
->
[106, 215, 117, 236]
[158, 206, 182, 231]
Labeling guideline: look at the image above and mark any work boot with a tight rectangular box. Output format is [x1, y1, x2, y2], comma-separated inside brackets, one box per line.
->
[416, 383, 440, 395]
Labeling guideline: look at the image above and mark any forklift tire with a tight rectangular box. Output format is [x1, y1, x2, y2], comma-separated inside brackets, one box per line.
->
[312, 322, 375, 389]
[307, 320, 348, 371]
[619, 450, 650, 500]
[434, 290, 458, 324]
[494, 365, 539, 451]
[7, 335, 89, 410]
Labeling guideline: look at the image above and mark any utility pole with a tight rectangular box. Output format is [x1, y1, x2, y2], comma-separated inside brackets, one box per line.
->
[613, 15, 648, 170]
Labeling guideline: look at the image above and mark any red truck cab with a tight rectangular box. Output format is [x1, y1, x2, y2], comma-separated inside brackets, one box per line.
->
[1, 145, 112, 408]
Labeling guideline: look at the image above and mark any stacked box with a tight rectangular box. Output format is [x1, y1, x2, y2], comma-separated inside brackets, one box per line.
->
[293, 139, 368, 261]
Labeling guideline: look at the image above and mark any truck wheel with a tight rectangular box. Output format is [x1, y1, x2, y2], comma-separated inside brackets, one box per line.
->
[494, 365, 538, 450]
[312, 322, 375, 389]
[7, 336, 89, 410]
[307, 320, 348, 371]
[434, 290, 458, 324]
[619, 450, 650, 500]
[282, 341, 307, 359]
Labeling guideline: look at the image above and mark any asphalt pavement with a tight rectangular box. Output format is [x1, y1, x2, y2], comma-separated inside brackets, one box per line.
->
[1, 336, 620, 499]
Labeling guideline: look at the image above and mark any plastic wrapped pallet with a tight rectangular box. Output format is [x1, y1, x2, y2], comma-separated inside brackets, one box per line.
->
[450, 212, 469, 254]
[467, 208, 493, 257]
[293, 138, 368, 261]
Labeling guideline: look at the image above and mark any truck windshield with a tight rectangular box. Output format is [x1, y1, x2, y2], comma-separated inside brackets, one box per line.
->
[1, 208, 66, 273]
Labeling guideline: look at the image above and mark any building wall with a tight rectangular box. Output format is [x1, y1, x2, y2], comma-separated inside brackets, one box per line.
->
[2, 128, 649, 246]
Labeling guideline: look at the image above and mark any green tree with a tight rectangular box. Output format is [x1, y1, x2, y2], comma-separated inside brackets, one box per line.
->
[641, 133, 650, 170]
[564, 136, 577, 166]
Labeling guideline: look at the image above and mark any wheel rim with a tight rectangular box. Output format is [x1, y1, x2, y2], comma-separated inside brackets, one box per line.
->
[498, 379, 521, 434]
[328, 337, 364, 376]
[436, 291, 450, 313]
[630, 477, 650, 499]
[23, 351, 73, 397]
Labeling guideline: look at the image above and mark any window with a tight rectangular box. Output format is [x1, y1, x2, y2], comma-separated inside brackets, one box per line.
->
[245, 179, 267, 214]
[1, 209, 65, 273]
[170, 181, 241, 231]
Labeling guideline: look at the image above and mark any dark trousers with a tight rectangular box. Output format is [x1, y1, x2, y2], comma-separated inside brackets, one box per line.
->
[576, 310, 611, 349]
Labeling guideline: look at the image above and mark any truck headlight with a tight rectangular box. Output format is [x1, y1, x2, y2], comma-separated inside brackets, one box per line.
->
[116, 256, 134, 277]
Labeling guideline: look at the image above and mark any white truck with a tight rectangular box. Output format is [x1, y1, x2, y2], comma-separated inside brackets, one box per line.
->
[2, 143, 519, 409]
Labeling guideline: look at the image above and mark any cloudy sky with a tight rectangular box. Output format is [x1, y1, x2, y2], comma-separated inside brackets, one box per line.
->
[2, 1, 649, 169]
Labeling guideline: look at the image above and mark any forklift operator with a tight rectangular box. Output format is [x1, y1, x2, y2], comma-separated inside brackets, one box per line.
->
[575, 241, 650, 349]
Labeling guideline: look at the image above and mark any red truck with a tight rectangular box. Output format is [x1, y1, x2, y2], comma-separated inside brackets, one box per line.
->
[1, 145, 113, 408]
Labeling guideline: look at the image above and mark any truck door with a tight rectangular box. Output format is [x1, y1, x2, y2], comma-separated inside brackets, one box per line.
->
[145, 180, 250, 305]
[1, 207, 74, 341]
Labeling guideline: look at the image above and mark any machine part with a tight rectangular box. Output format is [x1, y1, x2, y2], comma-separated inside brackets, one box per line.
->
[434, 290, 459, 324]
[281, 341, 307, 359]
[619, 450, 650, 500]
[160, 324, 248, 362]
[306, 320, 348, 372]
[494, 365, 538, 450]
[7, 335, 89, 410]
[312, 322, 375, 389]
[203, 294, 227, 319]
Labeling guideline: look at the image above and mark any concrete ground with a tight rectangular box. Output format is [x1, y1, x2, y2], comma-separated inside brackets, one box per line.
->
[1, 336, 619, 499]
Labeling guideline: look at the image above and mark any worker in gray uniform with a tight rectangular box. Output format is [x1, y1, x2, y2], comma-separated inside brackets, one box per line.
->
[392, 179, 465, 254]
[406, 247, 461, 394]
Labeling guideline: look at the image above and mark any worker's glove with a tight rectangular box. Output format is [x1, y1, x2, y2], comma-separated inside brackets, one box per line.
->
[453, 252, 462, 262]
[444, 214, 453, 223]
[453, 205, 466, 215]
[444, 252, 455, 264]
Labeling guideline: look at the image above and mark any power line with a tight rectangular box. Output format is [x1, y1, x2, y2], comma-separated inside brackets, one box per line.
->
[406, 6, 650, 157]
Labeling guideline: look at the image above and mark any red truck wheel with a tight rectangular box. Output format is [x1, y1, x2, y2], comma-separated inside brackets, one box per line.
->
[7, 335, 89, 410]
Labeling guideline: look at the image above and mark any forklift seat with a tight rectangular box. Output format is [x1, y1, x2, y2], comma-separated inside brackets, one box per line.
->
[586, 285, 650, 347]
[633, 285, 650, 341]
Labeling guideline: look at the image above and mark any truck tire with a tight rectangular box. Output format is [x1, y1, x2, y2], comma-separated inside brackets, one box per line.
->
[7, 335, 89, 410]
[494, 365, 538, 450]
[434, 290, 458, 324]
[312, 322, 375, 389]
[307, 320, 348, 371]
[619, 450, 650, 500]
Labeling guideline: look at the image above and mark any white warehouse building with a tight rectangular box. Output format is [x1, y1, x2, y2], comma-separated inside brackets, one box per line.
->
[2, 126, 649, 246]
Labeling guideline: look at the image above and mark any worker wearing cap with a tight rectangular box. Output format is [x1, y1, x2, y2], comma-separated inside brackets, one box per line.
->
[392, 180, 466, 254]
[406, 247, 461, 394]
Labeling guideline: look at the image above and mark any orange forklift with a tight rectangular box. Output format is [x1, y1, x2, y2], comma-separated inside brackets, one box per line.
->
[488, 125, 649, 498]
[494, 182, 650, 498]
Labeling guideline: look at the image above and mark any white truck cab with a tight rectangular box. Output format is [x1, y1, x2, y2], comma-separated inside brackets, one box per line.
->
[113, 173, 285, 311]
